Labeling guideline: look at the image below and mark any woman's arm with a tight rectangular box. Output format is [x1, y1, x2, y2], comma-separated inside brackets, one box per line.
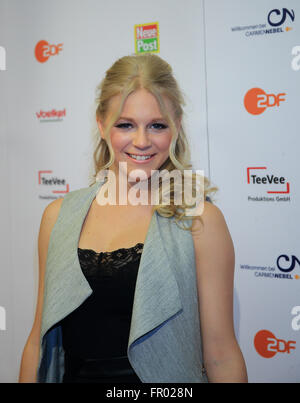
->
[191, 201, 248, 383]
[18, 198, 63, 382]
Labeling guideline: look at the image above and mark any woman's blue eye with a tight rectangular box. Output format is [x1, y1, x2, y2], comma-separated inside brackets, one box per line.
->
[151, 123, 168, 130]
[115, 123, 132, 129]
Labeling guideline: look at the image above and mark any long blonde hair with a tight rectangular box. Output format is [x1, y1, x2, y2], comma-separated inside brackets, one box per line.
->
[90, 53, 217, 230]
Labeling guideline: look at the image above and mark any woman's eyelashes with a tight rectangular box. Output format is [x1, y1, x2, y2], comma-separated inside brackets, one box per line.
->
[115, 122, 133, 129]
[114, 122, 168, 131]
[150, 123, 168, 130]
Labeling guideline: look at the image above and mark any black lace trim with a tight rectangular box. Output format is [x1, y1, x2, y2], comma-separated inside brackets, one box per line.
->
[77, 243, 144, 278]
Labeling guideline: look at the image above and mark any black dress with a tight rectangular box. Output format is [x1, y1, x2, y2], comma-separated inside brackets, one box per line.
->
[59, 243, 144, 383]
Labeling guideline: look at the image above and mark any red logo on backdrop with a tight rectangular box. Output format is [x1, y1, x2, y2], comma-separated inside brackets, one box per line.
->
[247, 166, 290, 194]
[36, 108, 66, 122]
[35, 40, 63, 63]
[38, 170, 69, 194]
[244, 88, 286, 115]
[254, 330, 296, 358]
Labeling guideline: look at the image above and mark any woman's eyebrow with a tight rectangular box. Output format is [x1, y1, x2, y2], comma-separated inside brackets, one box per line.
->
[117, 116, 166, 122]
[117, 116, 135, 121]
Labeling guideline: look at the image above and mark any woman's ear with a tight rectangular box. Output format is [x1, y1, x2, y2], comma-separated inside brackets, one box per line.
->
[96, 118, 105, 140]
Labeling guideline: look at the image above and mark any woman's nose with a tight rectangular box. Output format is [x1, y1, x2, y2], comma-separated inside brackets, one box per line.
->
[132, 126, 152, 148]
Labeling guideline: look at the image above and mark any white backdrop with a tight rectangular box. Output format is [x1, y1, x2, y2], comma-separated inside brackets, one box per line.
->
[0, 0, 299, 383]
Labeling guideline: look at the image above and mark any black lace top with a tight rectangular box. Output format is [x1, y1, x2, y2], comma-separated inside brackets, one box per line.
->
[59, 242, 144, 359]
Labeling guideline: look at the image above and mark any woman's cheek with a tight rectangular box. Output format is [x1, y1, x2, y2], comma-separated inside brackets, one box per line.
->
[156, 132, 173, 150]
[110, 130, 128, 150]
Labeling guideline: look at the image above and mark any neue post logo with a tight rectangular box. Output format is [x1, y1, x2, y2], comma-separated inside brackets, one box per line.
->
[134, 22, 159, 54]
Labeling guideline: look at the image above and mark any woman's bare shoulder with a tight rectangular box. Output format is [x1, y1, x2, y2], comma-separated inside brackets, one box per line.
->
[38, 197, 65, 270]
[40, 197, 64, 230]
[190, 201, 234, 275]
[191, 201, 227, 238]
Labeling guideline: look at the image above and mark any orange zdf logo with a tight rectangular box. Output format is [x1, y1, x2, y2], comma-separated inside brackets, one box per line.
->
[254, 330, 296, 358]
[35, 40, 63, 63]
[244, 88, 286, 115]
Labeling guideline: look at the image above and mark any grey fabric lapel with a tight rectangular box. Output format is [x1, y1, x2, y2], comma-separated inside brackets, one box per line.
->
[41, 180, 183, 351]
[40, 183, 97, 341]
[128, 207, 182, 349]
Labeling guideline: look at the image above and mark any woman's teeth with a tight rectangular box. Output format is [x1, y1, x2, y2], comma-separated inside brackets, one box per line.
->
[127, 153, 153, 160]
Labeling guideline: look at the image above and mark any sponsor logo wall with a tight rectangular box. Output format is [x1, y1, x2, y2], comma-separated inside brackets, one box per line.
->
[204, 0, 300, 382]
[0, 0, 299, 383]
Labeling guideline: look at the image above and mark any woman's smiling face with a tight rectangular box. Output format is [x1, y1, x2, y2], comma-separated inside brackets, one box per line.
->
[97, 88, 180, 184]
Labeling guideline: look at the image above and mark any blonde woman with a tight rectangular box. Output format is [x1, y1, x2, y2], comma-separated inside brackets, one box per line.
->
[19, 54, 247, 383]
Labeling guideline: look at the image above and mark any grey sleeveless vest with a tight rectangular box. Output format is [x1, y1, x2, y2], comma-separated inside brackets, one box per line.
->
[37, 179, 208, 383]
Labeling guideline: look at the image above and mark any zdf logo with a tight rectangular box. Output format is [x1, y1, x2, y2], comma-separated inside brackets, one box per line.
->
[254, 330, 296, 358]
[35, 40, 63, 63]
[244, 88, 286, 115]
